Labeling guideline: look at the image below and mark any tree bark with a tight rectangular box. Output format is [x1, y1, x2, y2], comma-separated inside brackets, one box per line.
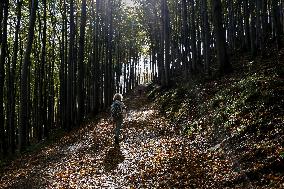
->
[201, 0, 210, 76]
[162, 0, 170, 87]
[66, 0, 75, 130]
[40, 0, 47, 139]
[77, 0, 87, 125]
[8, 0, 22, 154]
[20, 0, 38, 151]
[250, 0, 256, 56]
[211, 0, 232, 75]
[190, 0, 197, 72]
[181, 0, 190, 79]
[261, 0, 268, 51]
[244, 0, 251, 50]
[0, 0, 8, 155]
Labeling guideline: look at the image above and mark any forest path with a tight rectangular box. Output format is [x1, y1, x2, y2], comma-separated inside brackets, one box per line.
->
[1, 87, 233, 188]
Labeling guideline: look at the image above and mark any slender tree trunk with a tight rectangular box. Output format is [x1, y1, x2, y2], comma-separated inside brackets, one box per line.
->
[77, 0, 87, 125]
[40, 0, 47, 139]
[8, 0, 22, 154]
[67, 0, 75, 130]
[201, 0, 210, 76]
[190, 0, 197, 72]
[228, 0, 234, 51]
[211, 0, 232, 75]
[157, 36, 165, 86]
[103, 0, 113, 108]
[256, 0, 261, 51]
[20, 0, 38, 151]
[108, 1, 114, 105]
[250, 0, 256, 57]
[162, 0, 170, 87]
[93, 0, 101, 114]
[237, 2, 244, 49]
[33, 30, 40, 141]
[59, 0, 67, 129]
[244, 0, 251, 50]
[0, 0, 8, 155]
[261, 0, 268, 53]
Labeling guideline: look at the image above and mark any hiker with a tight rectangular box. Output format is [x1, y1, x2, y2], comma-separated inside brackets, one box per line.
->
[111, 93, 126, 144]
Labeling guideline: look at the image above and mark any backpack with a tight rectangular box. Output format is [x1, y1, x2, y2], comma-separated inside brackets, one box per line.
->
[111, 101, 122, 120]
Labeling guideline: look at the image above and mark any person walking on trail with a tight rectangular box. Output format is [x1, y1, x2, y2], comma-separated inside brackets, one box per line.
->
[111, 93, 126, 145]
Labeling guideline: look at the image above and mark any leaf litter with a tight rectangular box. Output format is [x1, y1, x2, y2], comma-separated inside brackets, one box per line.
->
[0, 78, 283, 188]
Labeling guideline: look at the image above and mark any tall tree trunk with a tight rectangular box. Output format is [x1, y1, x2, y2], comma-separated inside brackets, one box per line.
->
[0, 0, 8, 155]
[256, 0, 261, 51]
[181, 0, 190, 79]
[157, 36, 165, 86]
[261, 0, 268, 53]
[77, 0, 87, 125]
[190, 0, 197, 72]
[250, 0, 256, 57]
[227, 0, 234, 51]
[59, 0, 67, 129]
[244, 0, 251, 50]
[20, 0, 38, 151]
[67, 0, 75, 130]
[40, 0, 47, 139]
[108, 1, 114, 105]
[8, 0, 22, 154]
[162, 0, 170, 87]
[201, 0, 210, 76]
[104, 0, 113, 108]
[93, 0, 100, 114]
[212, 0, 232, 75]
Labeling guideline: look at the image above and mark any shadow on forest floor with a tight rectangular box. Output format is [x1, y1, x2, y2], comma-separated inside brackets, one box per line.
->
[103, 144, 125, 172]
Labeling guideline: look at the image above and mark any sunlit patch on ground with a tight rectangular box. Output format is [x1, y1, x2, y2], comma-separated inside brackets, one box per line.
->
[125, 109, 156, 122]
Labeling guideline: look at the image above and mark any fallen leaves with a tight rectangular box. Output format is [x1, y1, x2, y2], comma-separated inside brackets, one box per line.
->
[0, 82, 283, 188]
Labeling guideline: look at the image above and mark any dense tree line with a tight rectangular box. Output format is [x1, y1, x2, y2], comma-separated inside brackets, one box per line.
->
[0, 0, 283, 157]
[136, 0, 284, 86]
[0, 0, 145, 156]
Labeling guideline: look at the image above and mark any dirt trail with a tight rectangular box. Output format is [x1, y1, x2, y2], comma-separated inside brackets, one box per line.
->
[0, 87, 244, 188]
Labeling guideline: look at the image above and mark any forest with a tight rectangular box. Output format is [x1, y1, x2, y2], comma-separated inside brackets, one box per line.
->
[0, 0, 283, 188]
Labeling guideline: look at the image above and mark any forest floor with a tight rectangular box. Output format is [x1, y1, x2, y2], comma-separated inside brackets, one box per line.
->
[0, 88, 217, 188]
[0, 84, 283, 188]
[0, 48, 284, 188]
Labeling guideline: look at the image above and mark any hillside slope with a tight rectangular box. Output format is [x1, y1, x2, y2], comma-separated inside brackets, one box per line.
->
[148, 48, 284, 188]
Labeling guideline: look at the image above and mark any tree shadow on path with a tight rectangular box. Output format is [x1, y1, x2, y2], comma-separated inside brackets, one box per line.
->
[103, 144, 125, 172]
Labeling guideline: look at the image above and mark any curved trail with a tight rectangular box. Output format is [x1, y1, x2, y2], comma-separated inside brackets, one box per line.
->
[1, 88, 231, 188]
